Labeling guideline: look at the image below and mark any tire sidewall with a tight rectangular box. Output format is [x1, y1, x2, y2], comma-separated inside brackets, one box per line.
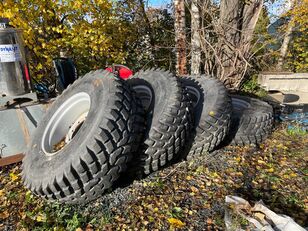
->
[24, 73, 118, 183]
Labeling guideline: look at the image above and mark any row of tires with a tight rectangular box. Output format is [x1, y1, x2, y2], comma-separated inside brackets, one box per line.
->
[22, 69, 273, 204]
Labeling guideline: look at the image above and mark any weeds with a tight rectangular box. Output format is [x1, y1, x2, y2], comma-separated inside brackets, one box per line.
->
[241, 75, 268, 98]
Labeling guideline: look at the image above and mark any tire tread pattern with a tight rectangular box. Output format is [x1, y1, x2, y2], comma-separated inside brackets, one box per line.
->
[128, 69, 193, 176]
[229, 95, 273, 146]
[22, 69, 144, 203]
[179, 76, 232, 159]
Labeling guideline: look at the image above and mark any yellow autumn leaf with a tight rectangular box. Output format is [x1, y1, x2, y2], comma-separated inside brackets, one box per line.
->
[168, 217, 185, 228]
[211, 172, 219, 178]
[36, 215, 43, 222]
[3, 11, 14, 18]
[271, 185, 278, 189]
[191, 186, 198, 193]
[56, 28, 63, 33]
[290, 172, 297, 177]
[37, 63, 43, 70]
[283, 174, 289, 179]
[209, 111, 215, 116]
[9, 172, 18, 181]
[236, 171, 243, 176]
[257, 159, 266, 164]
[36, 214, 46, 222]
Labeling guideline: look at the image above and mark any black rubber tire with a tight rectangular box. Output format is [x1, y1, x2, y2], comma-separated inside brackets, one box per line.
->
[179, 76, 232, 159]
[127, 69, 193, 175]
[228, 95, 273, 145]
[22, 70, 144, 204]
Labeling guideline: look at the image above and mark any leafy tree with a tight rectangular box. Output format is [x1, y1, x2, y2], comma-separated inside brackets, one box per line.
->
[0, 0, 134, 80]
[121, 1, 175, 71]
[285, 0, 308, 72]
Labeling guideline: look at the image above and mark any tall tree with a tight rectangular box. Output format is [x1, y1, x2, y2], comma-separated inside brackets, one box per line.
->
[122, 1, 175, 71]
[174, 0, 187, 76]
[218, 0, 264, 89]
[277, 0, 296, 70]
[191, 0, 201, 75]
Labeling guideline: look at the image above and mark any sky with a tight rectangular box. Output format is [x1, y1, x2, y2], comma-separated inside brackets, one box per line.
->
[148, 0, 170, 7]
[148, 0, 290, 22]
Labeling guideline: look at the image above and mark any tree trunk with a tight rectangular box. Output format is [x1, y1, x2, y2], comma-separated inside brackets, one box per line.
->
[174, 0, 187, 76]
[277, 0, 296, 70]
[277, 25, 293, 70]
[191, 0, 201, 76]
[138, 0, 155, 48]
[218, 0, 264, 89]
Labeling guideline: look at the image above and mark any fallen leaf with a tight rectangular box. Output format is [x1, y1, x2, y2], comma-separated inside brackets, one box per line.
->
[236, 172, 243, 176]
[9, 172, 18, 181]
[168, 218, 185, 228]
[206, 181, 212, 186]
[271, 185, 278, 189]
[36, 215, 43, 222]
[191, 186, 198, 193]
[0, 211, 9, 219]
[254, 212, 265, 221]
[290, 172, 297, 177]
[207, 218, 213, 224]
[257, 159, 266, 165]
[0, 190, 4, 197]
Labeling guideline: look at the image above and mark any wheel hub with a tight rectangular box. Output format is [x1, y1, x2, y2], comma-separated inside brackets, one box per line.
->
[41, 92, 91, 156]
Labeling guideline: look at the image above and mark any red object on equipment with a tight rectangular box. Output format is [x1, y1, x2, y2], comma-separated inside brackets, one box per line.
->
[105, 65, 133, 79]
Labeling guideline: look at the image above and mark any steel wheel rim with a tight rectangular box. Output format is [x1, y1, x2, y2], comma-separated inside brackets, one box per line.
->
[41, 92, 91, 156]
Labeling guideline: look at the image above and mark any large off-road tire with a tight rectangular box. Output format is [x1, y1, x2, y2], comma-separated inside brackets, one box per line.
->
[22, 70, 144, 203]
[127, 69, 193, 175]
[228, 95, 273, 145]
[179, 76, 232, 159]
